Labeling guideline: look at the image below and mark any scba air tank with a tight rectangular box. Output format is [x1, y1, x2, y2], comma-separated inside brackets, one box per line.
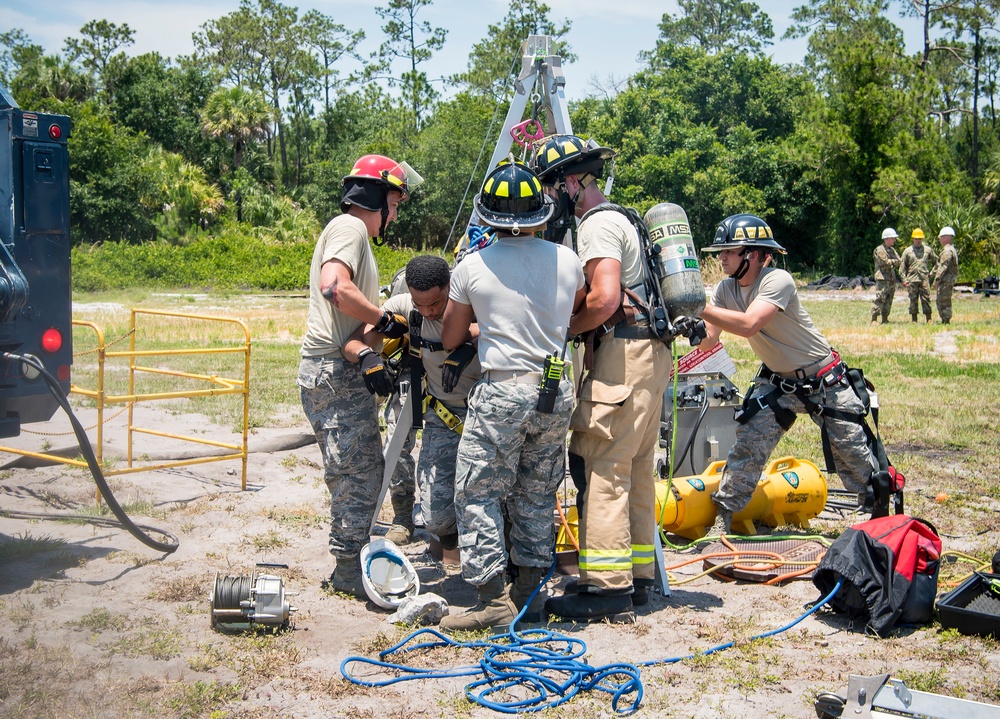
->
[643, 203, 706, 319]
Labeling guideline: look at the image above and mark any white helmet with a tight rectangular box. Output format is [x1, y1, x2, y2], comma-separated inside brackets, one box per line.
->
[881, 228, 898, 240]
[939, 226, 956, 238]
[360, 538, 420, 609]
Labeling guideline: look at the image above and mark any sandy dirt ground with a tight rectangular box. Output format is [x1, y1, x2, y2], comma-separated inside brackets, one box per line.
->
[2, 287, 999, 718]
[2, 398, 999, 719]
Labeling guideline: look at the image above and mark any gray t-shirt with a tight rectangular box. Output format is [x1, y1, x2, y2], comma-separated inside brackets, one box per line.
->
[449, 237, 585, 373]
[711, 267, 830, 374]
[300, 214, 379, 358]
[383, 293, 481, 405]
[577, 205, 644, 292]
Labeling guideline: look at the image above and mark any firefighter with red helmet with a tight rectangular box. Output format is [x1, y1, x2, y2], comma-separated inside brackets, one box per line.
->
[298, 154, 423, 598]
[699, 214, 877, 535]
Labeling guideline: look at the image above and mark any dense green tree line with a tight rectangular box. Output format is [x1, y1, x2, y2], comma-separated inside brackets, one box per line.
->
[2, 0, 999, 280]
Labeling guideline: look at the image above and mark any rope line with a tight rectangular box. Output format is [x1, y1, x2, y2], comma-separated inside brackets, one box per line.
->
[341, 559, 844, 714]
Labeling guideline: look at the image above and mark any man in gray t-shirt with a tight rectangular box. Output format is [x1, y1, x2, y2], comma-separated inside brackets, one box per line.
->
[699, 214, 877, 536]
[439, 160, 585, 632]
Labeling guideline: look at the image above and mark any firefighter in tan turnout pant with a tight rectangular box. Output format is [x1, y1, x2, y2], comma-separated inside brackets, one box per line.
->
[532, 135, 671, 623]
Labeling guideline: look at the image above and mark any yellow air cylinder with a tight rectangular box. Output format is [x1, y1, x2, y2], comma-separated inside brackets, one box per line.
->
[656, 456, 828, 539]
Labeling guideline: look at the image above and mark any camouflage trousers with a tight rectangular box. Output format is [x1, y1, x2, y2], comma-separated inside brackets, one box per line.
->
[417, 405, 466, 537]
[871, 280, 896, 321]
[298, 356, 383, 560]
[936, 278, 955, 323]
[454, 378, 574, 586]
[907, 280, 932, 319]
[383, 396, 416, 503]
[714, 376, 876, 514]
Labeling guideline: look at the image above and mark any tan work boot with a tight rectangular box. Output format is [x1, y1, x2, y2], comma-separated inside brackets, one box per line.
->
[510, 566, 547, 623]
[439, 573, 516, 632]
[707, 507, 732, 537]
[327, 555, 366, 600]
[385, 493, 414, 545]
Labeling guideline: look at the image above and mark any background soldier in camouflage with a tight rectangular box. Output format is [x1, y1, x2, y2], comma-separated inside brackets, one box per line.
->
[871, 228, 901, 324]
[900, 228, 938, 323]
[699, 214, 877, 535]
[380, 255, 482, 551]
[934, 227, 959, 325]
[439, 160, 585, 631]
[297, 154, 419, 599]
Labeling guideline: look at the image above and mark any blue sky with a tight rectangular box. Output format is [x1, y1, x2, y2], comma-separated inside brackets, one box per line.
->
[2, 0, 926, 102]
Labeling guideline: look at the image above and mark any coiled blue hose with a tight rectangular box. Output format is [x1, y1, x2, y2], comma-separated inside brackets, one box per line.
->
[341, 558, 844, 714]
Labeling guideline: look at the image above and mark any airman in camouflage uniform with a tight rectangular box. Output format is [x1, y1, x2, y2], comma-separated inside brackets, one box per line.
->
[699, 214, 877, 536]
[934, 227, 959, 325]
[298, 154, 419, 599]
[438, 160, 586, 631]
[900, 228, 938, 323]
[380, 256, 482, 550]
[871, 228, 900, 324]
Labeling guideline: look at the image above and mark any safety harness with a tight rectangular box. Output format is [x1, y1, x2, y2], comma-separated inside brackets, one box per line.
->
[733, 350, 903, 518]
[422, 394, 464, 433]
[407, 308, 464, 434]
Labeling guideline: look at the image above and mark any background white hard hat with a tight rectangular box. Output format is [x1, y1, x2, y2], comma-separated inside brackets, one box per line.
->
[939, 226, 956, 237]
[360, 538, 420, 609]
[881, 228, 898, 240]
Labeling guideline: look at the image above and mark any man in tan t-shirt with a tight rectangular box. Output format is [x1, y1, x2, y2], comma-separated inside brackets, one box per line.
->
[699, 214, 877, 535]
[297, 154, 422, 598]
[531, 135, 671, 624]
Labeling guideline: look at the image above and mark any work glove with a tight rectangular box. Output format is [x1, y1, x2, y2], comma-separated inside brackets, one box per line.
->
[441, 342, 477, 393]
[673, 316, 707, 346]
[375, 309, 408, 339]
[358, 348, 393, 396]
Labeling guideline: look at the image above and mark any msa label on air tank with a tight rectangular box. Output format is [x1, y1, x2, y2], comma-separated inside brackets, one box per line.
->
[23, 113, 39, 137]
[651, 221, 701, 275]
[686, 478, 706, 492]
[649, 223, 691, 241]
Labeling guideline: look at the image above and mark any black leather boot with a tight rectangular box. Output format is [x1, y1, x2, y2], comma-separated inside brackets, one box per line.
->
[545, 589, 634, 623]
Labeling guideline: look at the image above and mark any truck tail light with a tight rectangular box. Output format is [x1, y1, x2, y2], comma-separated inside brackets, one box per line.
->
[41, 328, 62, 353]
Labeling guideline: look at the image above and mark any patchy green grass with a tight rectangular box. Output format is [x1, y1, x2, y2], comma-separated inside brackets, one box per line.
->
[0, 533, 68, 563]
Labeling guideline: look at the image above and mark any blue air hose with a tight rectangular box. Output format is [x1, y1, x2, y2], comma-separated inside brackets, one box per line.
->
[340, 558, 845, 714]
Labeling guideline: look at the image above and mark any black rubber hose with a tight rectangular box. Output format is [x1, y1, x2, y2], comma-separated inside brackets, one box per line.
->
[672, 396, 711, 476]
[5, 351, 179, 553]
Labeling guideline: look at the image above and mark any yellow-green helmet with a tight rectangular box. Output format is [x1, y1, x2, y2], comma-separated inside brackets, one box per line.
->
[474, 159, 554, 231]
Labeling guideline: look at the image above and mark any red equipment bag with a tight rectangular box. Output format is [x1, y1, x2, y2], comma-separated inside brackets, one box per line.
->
[812, 514, 942, 635]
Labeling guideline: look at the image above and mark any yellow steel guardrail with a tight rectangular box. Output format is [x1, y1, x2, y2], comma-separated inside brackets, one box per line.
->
[0, 309, 251, 493]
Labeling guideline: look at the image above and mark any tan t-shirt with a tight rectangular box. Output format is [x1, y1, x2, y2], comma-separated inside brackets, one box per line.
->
[577, 206, 644, 292]
[711, 268, 830, 374]
[382, 293, 482, 405]
[300, 214, 379, 358]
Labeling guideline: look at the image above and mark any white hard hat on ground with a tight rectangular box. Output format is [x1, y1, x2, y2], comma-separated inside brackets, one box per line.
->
[939, 226, 956, 237]
[881, 228, 898, 240]
[360, 538, 420, 609]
